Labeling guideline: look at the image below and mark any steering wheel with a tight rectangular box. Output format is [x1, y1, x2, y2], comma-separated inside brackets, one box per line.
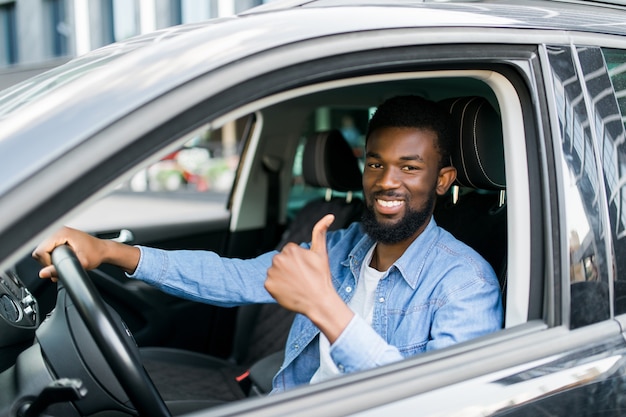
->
[51, 245, 171, 417]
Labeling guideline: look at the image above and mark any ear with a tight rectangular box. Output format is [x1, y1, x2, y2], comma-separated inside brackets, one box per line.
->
[436, 166, 457, 196]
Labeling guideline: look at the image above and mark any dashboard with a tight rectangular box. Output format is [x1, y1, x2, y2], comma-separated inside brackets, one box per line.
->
[0, 269, 39, 343]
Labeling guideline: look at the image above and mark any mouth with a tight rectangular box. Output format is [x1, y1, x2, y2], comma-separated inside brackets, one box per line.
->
[375, 198, 405, 215]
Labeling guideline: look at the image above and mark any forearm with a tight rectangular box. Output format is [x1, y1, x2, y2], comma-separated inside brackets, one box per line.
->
[101, 240, 140, 274]
[129, 246, 277, 306]
[306, 293, 354, 344]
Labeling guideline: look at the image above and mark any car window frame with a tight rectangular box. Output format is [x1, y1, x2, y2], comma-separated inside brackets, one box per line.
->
[209, 50, 538, 330]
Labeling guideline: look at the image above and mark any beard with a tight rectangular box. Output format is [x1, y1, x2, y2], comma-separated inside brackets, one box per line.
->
[361, 191, 436, 244]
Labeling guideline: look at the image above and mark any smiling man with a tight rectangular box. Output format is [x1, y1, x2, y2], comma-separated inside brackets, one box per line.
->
[264, 95, 502, 388]
[34, 95, 502, 394]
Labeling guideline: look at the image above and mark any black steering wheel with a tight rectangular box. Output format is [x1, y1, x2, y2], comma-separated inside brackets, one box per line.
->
[51, 245, 171, 417]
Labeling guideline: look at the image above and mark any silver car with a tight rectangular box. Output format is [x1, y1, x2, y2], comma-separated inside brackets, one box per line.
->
[2, 0, 626, 416]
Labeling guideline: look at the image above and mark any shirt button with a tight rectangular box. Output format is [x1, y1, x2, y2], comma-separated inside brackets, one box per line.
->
[294, 344, 299, 350]
[346, 286, 352, 293]
[379, 297, 385, 303]
[338, 364, 345, 372]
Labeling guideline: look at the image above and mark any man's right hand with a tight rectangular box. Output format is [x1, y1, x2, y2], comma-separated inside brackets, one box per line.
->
[32, 226, 140, 281]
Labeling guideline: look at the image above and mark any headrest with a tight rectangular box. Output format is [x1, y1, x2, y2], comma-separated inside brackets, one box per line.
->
[301, 129, 362, 192]
[439, 96, 505, 190]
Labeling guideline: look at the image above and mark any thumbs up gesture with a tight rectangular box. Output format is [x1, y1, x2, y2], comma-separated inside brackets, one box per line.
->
[265, 214, 335, 314]
[265, 214, 355, 343]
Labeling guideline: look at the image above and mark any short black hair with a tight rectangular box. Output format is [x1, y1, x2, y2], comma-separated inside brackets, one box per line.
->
[366, 95, 453, 169]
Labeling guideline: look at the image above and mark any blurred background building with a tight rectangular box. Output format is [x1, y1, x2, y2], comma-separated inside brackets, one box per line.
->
[0, 0, 268, 89]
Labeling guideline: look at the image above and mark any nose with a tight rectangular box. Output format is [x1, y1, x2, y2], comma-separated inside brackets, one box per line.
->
[376, 166, 401, 189]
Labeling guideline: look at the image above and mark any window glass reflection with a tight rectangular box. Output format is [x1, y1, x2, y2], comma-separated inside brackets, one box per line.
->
[547, 45, 610, 328]
[601, 47, 626, 314]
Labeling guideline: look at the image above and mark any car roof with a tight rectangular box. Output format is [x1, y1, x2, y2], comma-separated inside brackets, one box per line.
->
[244, 0, 626, 17]
[3, 0, 626, 118]
[1, 0, 626, 199]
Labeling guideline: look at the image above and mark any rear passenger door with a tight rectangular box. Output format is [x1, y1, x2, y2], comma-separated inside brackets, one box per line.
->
[491, 43, 626, 417]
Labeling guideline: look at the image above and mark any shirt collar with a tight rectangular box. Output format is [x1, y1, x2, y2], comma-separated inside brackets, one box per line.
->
[349, 217, 440, 290]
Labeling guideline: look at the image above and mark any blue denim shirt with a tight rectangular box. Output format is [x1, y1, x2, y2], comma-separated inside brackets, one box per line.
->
[130, 219, 502, 393]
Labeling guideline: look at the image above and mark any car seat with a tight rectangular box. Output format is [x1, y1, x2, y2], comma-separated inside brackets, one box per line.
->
[140, 129, 363, 412]
[435, 96, 508, 305]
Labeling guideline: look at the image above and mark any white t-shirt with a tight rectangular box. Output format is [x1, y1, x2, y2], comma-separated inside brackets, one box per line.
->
[310, 244, 386, 384]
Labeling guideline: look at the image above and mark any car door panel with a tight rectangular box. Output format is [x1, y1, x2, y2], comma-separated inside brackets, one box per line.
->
[199, 322, 626, 417]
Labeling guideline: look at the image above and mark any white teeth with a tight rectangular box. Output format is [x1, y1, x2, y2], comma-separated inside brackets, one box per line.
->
[377, 199, 403, 207]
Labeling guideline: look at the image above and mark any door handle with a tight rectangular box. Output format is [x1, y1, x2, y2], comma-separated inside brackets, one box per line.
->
[110, 229, 135, 244]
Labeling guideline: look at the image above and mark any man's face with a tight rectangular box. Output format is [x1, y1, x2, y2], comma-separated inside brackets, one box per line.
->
[362, 126, 449, 244]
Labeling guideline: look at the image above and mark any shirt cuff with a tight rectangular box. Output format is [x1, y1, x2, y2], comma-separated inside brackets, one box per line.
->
[329, 314, 402, 374]
[126, 246, 168, 286]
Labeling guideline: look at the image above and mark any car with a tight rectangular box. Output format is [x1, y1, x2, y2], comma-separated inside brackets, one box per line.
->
[2, 0, 626, 415]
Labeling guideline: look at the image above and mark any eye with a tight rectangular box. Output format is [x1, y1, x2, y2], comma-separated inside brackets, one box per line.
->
[367, 162, 383, 169]
[402, 165, 419, 172]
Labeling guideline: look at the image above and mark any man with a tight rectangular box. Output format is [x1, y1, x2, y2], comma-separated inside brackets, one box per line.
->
[33, 95, 503, 393]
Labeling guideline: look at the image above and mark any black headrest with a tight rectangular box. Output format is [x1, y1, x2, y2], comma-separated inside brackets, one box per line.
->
[439, 96, 505, 190]
[301, 129, 362, 192]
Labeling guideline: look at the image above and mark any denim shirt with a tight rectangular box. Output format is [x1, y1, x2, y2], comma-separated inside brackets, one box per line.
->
[130, 218, 503, 393]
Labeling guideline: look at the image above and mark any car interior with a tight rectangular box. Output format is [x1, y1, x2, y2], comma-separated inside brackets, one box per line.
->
[0, 68, 536, 415]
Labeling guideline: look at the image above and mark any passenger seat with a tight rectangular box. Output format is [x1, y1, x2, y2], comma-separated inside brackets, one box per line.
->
[435, 96, 508, 304]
